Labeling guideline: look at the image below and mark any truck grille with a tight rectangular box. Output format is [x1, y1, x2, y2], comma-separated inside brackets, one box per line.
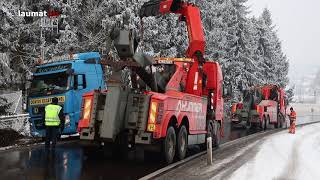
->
[34, 119, 45, 130]
[32, 106, 45, 116]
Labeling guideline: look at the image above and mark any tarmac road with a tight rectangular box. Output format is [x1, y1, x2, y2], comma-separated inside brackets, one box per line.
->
[0, 118, 259, 180]
[0, 142, 165, 180]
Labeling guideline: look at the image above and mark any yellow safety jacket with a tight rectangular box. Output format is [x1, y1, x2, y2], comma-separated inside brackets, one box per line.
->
[45, 104, 62, 126]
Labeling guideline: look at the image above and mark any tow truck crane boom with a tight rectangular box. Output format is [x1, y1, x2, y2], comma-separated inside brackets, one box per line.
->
[140, 0, 207, 96]
[140, 0, 205, 59]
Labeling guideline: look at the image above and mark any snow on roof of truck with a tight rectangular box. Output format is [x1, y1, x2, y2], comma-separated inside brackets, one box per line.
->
[40, 52, 101, 65]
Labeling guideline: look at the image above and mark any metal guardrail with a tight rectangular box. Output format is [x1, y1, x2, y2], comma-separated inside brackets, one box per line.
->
[0, 114, 30, 121]
[0, 114, 30, 136]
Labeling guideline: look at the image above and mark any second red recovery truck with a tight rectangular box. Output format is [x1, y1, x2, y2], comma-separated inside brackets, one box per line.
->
[231, 85, 287, 130]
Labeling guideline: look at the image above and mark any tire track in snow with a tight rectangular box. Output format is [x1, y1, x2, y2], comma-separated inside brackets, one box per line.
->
[277, 126, 319, 180]
[210, 141, 262, 180]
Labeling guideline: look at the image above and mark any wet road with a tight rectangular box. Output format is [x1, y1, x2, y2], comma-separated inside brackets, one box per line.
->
[0, 119, 259, 180]
[0, 143, 165, 180]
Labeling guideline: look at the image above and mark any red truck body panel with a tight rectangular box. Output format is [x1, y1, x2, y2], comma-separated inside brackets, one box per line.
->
[146, 90, 207, 139]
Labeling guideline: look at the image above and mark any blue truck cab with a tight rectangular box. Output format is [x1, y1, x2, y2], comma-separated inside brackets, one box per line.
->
[28, 52, 106, 137]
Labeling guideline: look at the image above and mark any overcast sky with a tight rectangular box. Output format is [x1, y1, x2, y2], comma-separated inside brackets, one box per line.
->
[246, 0, 320, 83]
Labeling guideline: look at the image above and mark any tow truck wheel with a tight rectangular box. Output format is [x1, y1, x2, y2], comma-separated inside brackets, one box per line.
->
[245, 120, 252, 129]
[213, 121, 221, 148]
[275, 117, 279, 129]
[279, 115, 284, 128]
[276, 114, 283, 129]
[260, 118, 266, 131]
[163, 126, 176, 164]
[177, 125, 188, 160]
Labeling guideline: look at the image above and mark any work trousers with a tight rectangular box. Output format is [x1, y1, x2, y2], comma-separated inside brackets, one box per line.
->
[289, 120, 296, 134]
[45, 126, 59, 150]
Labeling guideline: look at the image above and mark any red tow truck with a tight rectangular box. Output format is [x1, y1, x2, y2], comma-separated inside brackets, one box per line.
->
[231, 85, 287, 130]
[77, 0, 228, 163]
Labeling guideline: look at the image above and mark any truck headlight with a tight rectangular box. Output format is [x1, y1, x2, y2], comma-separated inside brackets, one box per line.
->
[23, 103, 27, 111]
[65, 115, 70, 125]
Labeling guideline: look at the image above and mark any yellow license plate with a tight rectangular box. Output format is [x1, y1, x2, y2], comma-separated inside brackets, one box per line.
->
[30, 96, 65, 106]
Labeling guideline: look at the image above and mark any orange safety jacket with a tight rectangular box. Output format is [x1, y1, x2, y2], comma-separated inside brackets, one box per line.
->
[290, 111, 297, 121]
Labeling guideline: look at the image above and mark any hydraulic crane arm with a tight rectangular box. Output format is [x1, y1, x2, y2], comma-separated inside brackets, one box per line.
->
[140, 0, 207, 96]
[140, 0, 206, 60]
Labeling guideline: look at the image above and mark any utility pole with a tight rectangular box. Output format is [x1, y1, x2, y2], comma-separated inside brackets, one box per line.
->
[40, 16, 59, 61]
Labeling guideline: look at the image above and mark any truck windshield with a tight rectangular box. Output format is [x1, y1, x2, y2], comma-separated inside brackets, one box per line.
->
[29, 72, 69, 96]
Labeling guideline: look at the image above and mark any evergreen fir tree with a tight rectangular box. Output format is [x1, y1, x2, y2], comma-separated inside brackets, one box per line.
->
[0, 0, 290, 97]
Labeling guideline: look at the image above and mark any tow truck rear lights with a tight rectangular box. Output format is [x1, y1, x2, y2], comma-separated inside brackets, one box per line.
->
[147, 101, 158, 132]
[150, 102, 157, 123]
[232, 103, 237, 113]
[254, 104, 260, 113]
[83, 98, 92, 120]
[78, 95, 94, 132]
[237, 103, 243, 109]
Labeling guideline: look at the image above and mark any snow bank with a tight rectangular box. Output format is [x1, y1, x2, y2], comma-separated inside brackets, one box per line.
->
[229, 123, 320, 180]
[0, 116, 30, 136]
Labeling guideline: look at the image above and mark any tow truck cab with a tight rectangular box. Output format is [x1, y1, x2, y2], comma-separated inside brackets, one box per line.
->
[28, 52, 106, 137]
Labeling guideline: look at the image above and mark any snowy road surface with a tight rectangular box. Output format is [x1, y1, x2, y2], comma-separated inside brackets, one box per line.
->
[228, 123, 320, 180]
[157, 123, 320, 180]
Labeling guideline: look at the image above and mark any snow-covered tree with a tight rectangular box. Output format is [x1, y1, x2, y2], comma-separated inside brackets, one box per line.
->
[0, 0, 289, 99]
[286, 86, 295, 104]
[255, 8, 289, 88]
[0, 97, 12, 115]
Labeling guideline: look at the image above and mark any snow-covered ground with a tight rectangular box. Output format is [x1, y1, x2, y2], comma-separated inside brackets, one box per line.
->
[0, 116, 30, 136]
[229, 123, 320, 180]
